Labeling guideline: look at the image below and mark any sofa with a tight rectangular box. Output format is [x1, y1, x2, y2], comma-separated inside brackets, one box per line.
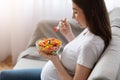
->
[13, 7, 120, 80]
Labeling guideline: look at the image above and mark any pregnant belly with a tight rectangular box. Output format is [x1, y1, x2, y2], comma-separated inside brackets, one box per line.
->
[41, 60, 61, 80]
[61, 51, 77, 75]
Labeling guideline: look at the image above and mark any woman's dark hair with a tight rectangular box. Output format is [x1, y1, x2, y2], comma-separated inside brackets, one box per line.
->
[72, 0, 112, 51]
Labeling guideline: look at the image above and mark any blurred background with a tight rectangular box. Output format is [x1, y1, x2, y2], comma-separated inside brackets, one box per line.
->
[0, 0, 120, 66]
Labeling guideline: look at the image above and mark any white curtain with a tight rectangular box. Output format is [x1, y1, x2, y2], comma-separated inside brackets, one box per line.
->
[0, 0, 72, 63]
[0, 0, 11, 61]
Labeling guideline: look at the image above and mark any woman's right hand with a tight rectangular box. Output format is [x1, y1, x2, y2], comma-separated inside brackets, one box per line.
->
[59, 18, 75, 42]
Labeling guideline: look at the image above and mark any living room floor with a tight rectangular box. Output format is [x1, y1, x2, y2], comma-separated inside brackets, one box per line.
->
[0, 56, 14, 70]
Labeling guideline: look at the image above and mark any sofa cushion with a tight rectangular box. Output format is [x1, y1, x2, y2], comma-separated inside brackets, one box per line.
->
[14, 58, 47, 69]
[18, 47, 48, 61]
[109, 7, 120, 28]
[109, 7, 120, 20]
[18, 47, 40, 60]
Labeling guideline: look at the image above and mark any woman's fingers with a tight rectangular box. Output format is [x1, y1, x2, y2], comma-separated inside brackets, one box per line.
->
[62, 18, 66, 22]
[39, 50, 44, 56]
[39, 50, 49, 58]
[60, 18, 69, 29]
[39, 50, 58, 60]
[61, 18, 67, 26]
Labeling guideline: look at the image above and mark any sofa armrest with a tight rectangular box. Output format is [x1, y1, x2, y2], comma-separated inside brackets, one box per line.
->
[18, 47, 40, 60]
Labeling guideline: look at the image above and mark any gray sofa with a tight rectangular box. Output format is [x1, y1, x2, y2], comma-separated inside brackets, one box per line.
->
[13, 8, 120, 80]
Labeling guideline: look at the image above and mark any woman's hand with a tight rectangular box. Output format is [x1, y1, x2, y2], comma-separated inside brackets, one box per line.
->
[39, 50, 60, 62]
[59, 18, 75, 42]
[59, 18, 72, 36]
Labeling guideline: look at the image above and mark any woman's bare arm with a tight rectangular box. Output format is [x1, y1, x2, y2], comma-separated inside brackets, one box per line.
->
[52, 58, 91, 80]
[73, 64, 91, 80]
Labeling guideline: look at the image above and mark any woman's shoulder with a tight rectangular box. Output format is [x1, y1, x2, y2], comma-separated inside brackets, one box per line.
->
[82, 34, 104, 50]
[92, 34, 104, 46]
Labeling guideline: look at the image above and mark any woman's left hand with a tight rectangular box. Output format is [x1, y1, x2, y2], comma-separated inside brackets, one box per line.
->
[39, 50, 60, 62]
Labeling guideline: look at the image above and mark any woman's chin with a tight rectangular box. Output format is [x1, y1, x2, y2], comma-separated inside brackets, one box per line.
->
[79, 24, 87, 28]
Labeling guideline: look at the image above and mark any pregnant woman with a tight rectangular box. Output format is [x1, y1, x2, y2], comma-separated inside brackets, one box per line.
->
[0, 0, 111, 80]
[40, 0, 111, 80]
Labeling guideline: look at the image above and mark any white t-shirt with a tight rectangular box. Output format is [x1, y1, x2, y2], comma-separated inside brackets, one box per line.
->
[41, 28, 104, 80]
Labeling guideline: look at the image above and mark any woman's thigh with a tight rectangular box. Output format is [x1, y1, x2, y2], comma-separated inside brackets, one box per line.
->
[0, 69, 42, 80]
